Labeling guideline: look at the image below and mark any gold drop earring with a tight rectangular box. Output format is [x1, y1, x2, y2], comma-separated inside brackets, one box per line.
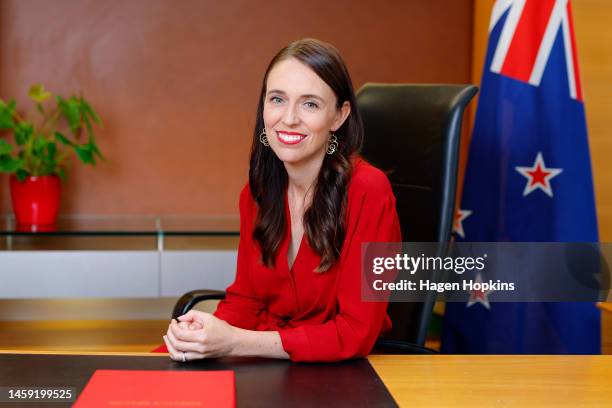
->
[259, 128, 269, 146]
[326, 132, 338, 154]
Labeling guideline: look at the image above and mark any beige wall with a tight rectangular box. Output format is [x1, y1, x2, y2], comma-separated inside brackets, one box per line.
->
[573, 0, 612, 241]
[469, 0, 612, 241]
[0, 0, 473, 216]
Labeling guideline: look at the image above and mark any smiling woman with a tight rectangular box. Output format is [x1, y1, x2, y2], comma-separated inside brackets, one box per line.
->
[162, 38, 401, 362]
[252, 39, 362, 273]
[263, 58, 350, 167]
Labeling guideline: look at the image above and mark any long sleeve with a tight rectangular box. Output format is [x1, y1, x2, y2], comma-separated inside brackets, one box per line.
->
[277, 175, 401, 362]
[213, 185, 266, 330]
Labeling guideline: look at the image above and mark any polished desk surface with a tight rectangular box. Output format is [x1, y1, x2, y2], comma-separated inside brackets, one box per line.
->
[1, 351, 612, 407]
[369, 354, 612, 407]
[0, 351, 396, 408]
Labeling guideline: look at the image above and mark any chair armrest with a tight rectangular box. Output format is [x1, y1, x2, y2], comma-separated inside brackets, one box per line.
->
[171, 289, 226, 319]
[374, 339, 438, 354]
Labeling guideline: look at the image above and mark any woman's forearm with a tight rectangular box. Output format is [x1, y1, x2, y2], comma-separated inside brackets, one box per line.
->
[230, 327, 289, 359]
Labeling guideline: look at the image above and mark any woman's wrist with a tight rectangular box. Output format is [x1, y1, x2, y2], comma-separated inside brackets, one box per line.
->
[229, 326, 252, 357]
[228, 327, 288, 359]
[227, 325, 241, 357]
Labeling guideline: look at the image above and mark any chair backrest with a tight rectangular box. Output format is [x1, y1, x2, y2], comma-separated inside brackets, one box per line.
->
[356, 83, 478, 346]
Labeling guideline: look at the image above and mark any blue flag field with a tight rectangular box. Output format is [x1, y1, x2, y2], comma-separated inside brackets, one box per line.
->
[441, 0, 600, 354]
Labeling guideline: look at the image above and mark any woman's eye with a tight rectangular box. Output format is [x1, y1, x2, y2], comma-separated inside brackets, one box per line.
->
[270, 96, 283, 104]
[304, 101, 319, 109]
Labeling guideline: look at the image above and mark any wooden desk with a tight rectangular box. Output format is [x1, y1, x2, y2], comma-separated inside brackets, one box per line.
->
[1, 351, 611, 407]
[369, 354, 612, 407]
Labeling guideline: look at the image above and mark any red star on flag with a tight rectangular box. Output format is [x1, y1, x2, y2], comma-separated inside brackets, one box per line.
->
[467, 273, 492, 310]
[453, 209, 472, 239]
[515, 152, 563, 198]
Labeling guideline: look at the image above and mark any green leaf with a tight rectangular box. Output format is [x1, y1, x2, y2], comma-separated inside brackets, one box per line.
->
[28, 84, 52, 103]
[78, 98, 105, 161]
[32, 135, 48, 156]
[91, 141, 106, 161]
[57, 166, 66, 181]
[83, 121, 105, 161]
[47, 141, 57, 158]
[0, 155, 24, 173]
[16, 168, 28, 181]
[14, 122, 34, 146]
[75, 144, 94, 165]
[83, 116, 94, 140]
[0, 139, 12, 155]
[80, 99, 102, 125]
[57, 96, 82, 135]
[54, 131, 73, 147]
[0, 100, 15, 129]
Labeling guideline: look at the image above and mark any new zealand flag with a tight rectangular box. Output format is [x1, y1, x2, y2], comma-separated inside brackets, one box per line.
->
[441, 0, 600, 353]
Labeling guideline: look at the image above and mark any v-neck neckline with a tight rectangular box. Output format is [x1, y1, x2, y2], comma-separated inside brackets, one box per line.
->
[285, 189, 305, 272]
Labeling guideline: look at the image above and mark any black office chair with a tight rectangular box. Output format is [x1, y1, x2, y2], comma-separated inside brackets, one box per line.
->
[358, 83, 478, 353]
[171, 83, 478, 354]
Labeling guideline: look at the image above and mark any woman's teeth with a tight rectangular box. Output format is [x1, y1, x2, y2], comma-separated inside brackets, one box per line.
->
[280, 134, 303, 141]
[277, 132, 306, 144]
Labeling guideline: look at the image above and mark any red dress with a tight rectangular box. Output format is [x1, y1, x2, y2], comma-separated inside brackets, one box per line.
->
[214, 158, 401, 362]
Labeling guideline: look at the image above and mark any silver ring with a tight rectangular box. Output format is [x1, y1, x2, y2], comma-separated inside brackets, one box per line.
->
[181, 352, 186, 362]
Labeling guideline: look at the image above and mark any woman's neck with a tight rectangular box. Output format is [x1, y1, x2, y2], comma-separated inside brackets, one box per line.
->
[284, 153, 325, 206]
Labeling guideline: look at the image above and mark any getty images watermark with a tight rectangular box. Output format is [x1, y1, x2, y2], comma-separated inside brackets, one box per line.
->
[361, 242, 612, 303]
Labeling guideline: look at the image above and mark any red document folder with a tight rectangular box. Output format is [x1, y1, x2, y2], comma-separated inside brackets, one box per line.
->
[73, 369, 235, 407]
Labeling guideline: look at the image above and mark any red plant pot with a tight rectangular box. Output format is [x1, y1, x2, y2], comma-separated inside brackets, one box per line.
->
[9, 175, 61, 227]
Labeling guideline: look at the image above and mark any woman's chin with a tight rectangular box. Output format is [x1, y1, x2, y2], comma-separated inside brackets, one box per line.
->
[272, 150, 305, 165]
[278, 156, 304, 167]
[273, 146, 327, 165]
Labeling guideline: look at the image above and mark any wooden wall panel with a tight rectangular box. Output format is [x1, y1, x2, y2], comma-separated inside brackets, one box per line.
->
[573, 0, 612, 241]
[0, 0, 473, 216]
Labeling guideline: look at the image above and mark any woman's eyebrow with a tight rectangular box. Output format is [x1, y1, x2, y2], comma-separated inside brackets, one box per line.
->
[266, 90, 325, 102]
[301, 94, 325, 102]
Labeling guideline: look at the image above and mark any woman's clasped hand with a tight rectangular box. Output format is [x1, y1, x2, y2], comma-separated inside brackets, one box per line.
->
[163, 310, 236, 361]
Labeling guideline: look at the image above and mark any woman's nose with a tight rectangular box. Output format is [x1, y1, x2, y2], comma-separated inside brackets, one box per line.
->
[282, 104, 300, 126]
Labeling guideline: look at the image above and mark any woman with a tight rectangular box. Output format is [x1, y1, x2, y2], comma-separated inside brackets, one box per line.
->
[163, 38, 401, 362]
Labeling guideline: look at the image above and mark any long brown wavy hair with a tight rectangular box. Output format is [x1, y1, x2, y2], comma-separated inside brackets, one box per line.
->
[249, 39, 364, 273]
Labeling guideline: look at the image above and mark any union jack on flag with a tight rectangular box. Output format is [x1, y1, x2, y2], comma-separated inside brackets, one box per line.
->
[442, 0, 600, 354]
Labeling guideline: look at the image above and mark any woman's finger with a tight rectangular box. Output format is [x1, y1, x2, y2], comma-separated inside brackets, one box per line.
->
[178, 310, 211, 326]
[177, 310, 199, 322]
[170, 319, 205, 343]
[164, 335, 205, 362]
[189, 322, 204, 330]
[176, 317, 202, 330]
[163, 335, 182, 361]
[177, 321, 190, 330]
[166, 326, 205, 354]
[181, 351, 206, 362]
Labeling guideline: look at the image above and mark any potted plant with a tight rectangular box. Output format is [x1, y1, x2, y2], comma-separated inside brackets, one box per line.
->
[0, 84, 104, 228]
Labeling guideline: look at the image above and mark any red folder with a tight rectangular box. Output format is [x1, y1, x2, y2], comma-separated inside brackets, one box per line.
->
[73, 369, 235, 407]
